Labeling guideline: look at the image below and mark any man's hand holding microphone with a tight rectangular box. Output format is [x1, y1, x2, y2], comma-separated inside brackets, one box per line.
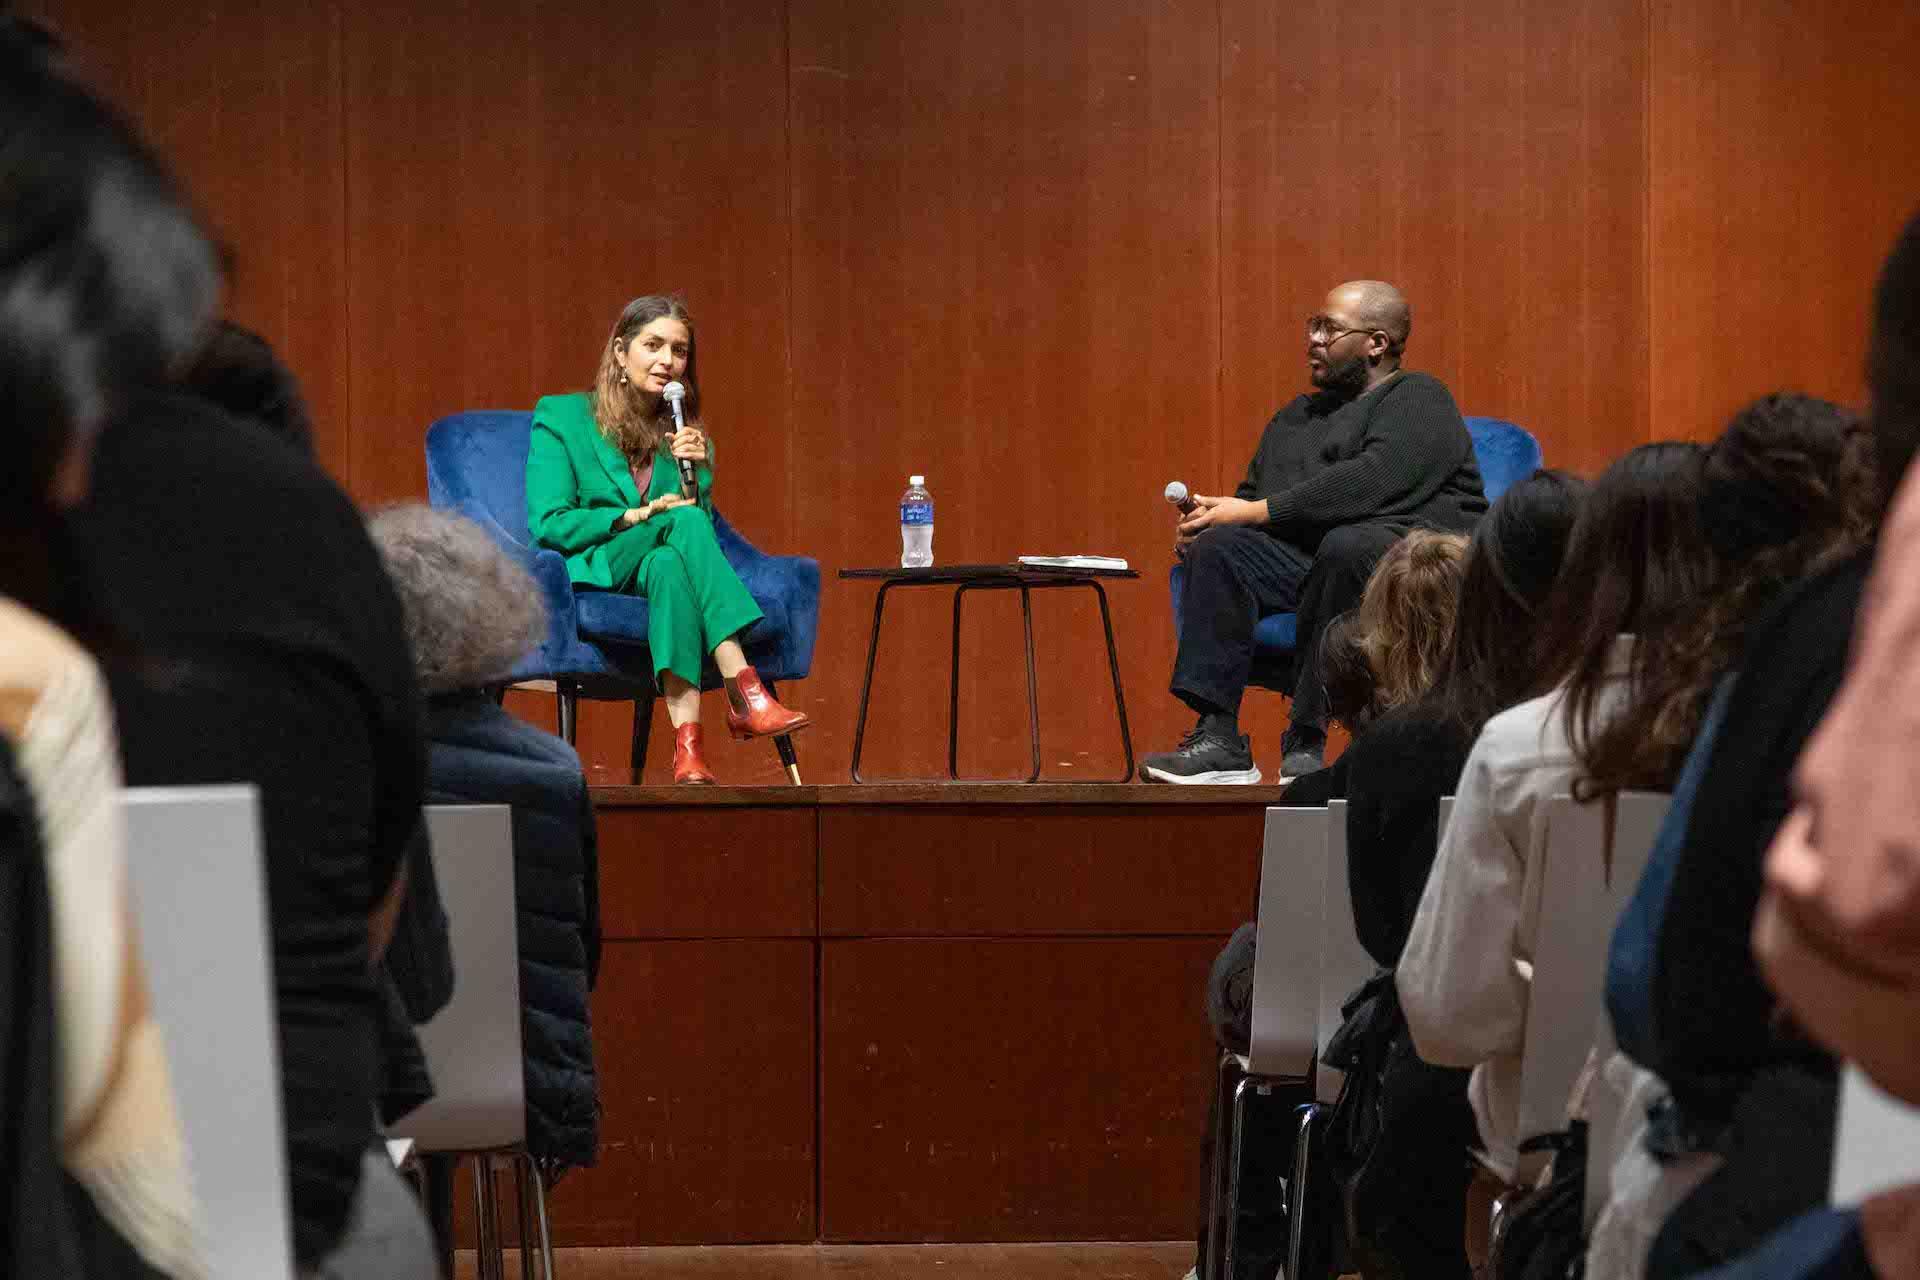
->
[1165, 480, 1269, 557]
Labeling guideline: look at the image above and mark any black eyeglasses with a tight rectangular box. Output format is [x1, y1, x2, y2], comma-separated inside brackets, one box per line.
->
[1306, 315, 1378, 346]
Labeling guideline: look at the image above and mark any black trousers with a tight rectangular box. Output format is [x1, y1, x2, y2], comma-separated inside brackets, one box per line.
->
[1172, 523, 1408, 744]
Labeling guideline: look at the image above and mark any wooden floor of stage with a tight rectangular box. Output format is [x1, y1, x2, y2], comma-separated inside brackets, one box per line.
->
[455, 1242, 1191, 1278]
[490, 779, 1278, 1250]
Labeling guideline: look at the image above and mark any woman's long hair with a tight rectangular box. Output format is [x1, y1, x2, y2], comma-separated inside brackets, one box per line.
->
[590, 294, 700, 460]
[1347, 529, 1471, 720]
[0, 20, 219, 633]
[1528, 441, 1714, 797]
[1424, 468, 1588, 737]
[1575, 395, 1875, 796]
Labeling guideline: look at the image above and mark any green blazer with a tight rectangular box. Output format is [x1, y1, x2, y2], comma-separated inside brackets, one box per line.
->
[527, 392, 715, 589]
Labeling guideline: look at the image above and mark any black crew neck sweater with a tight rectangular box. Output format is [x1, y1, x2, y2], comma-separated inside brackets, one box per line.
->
[1235, 370, 1488, 551]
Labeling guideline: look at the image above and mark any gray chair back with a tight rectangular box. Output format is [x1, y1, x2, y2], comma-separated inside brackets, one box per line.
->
[1517, 792, 1668, 1178]
[391, 805, 524, 1152]
[1244, 806, 1330, 1079]
[1832, 1064, 1920, 1206]
[121, 785, 292, 1280]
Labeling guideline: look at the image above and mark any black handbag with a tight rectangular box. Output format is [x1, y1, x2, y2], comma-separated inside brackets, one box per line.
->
[1488, 1125, 1589, 1280]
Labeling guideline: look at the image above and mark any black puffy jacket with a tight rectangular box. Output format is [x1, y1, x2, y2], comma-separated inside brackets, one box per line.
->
[424, 692, 601, 1168]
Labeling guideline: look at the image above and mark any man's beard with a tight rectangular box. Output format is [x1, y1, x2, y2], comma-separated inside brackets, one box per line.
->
[1311, 352, 1370, 399]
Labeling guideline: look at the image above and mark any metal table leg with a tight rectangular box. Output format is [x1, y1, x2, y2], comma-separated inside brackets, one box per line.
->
[1019, 584, 1041, 782]
[848, 580, 895, 784]
[1090, 580, 1135, 782]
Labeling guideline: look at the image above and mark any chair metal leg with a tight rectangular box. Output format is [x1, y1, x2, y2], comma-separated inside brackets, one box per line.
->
[1286, 1103, 1322, 1280]
[480, 1154, 508, 1280]
[555, 683, 578, 745]
[470, 1155, 497, 1280]
[1204, 1052, 1236, 1280]
[630, 688, 657, 780]
[1222, 1075, 1256, 1280]
[528, 1155, 555, 1280]
[762, 679, 803, 784]
[513, 1156, 534, 1280]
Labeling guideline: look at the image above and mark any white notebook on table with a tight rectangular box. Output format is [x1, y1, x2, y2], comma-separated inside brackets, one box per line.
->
[1017, 555, 1129, 570]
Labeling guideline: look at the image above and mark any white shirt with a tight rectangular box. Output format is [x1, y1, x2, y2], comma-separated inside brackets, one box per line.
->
[1397, 635, 1634, 1178]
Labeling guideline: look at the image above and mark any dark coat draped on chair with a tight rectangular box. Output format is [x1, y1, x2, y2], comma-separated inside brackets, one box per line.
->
[424, 691, 602, 1169]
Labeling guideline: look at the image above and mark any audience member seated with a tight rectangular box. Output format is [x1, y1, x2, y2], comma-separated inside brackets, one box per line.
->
[1331, 468, 1585, 1280]
[0, 20, 217, 1278]
[1397, 441, 1712, 1240]
[1145, 280, 1487, 785]
[71, 338, 438, 1274]
[368, 505, 604, 1270]
[1716, 209, 1920, 1280]
[1190, 529, 1468, 1280]
[1584, 393, 1877, 1280]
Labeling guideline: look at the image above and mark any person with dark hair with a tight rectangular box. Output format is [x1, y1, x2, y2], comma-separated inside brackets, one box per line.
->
[527, 294, 810, 784]
[1320, 468, 1585, 1280]
[1189, 530, 1468, 1280]
[1143, 280, 1487, 785]
[1602, 215, 1920, 1280]
[368, 505, 602, 1276]
[184, 321, 314, 450]
[72, 331, 438, 1270]
[1398, 441, 1711, 1192]
[0, 18, 218, 1280]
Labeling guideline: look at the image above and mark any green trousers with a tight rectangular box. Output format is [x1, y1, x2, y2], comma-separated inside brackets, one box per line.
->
[600, 505, 764, 689]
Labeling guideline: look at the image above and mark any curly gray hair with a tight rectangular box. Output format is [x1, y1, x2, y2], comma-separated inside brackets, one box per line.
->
[367, 504, 547, 694]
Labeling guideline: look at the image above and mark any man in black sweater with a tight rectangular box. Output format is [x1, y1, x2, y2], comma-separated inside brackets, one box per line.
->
[1142, 280, 1485, 783]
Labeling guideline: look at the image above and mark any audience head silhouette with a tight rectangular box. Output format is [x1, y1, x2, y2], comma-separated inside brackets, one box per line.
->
[1349, 528, 1470, 721]
[0, 18, 218, 518]
[1869, 206, 1920, 503]
[1579, 396, 1872, 795]
[1427, 467, 1589, 735]
[369, 505, 547, 696]
[185, 322, 314, 454]
[1531, 441, 1711, 766]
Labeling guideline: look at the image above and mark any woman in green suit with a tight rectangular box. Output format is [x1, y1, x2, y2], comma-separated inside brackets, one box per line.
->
[526, 295, 810, 783]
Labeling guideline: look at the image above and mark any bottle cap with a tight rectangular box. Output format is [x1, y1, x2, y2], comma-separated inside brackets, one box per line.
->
[909, 475, 925, 486]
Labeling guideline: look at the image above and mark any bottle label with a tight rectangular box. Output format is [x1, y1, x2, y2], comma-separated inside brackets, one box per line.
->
[900, 501, 934, 526]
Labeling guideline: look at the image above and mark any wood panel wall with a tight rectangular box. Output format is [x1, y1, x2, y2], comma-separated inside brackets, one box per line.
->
[31, 1, 1920, 777]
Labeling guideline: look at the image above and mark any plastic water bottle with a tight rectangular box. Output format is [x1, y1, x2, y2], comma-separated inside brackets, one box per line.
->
[900, 475, 934, 568]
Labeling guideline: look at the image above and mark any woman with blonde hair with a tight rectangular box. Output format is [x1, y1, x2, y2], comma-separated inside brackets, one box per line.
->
[527, 295, 809, 783]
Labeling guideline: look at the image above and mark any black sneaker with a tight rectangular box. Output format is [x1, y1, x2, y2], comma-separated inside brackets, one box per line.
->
[1139, 727, 1261, 785]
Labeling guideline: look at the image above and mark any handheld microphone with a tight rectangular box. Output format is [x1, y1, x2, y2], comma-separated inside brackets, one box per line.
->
[662, 381, 697, 499]
[1164, 480, 1198, 515]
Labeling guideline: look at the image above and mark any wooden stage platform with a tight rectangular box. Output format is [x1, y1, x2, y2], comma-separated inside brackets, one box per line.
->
[527, 781, 1285, 1248]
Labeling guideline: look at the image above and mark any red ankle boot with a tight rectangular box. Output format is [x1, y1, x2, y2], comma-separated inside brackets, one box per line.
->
[671, 723, 716, 784]
[724, 665, 812, 740]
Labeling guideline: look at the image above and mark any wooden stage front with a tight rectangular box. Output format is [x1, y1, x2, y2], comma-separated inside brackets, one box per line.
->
[530, 781, 1285, 1247]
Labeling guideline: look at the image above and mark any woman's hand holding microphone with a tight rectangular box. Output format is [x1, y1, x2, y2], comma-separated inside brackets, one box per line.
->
[620, 428, 710, 528]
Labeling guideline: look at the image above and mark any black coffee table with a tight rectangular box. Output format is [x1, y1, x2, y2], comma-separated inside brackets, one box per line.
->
[838, 563, 1139, 783]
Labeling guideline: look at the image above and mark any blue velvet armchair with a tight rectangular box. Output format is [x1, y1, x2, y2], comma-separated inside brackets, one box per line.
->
[425, 411, 821, 780]
[1167, 416, 1543, 693]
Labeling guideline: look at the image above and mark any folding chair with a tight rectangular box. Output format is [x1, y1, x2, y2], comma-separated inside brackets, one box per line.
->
[1831, 1065, 1920, 1207]
[1204, 805, 1329, 1280]
[389, 805, 551, 1280]
[121, 785, 293, 1280]
[1579, 791, 1669, 1227]
[1280, 798, 1405, 1279]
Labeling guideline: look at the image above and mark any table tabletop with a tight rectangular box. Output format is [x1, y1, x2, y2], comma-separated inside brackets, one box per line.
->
[839, 563, 1140, 584]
